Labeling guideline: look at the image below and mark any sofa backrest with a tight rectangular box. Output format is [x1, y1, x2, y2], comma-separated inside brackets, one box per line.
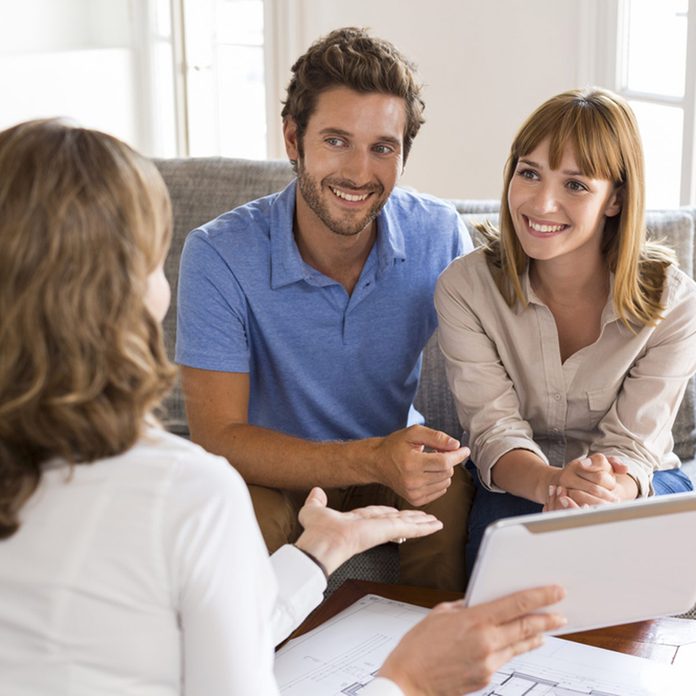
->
[155, 156, 696, 462]
[154, 157, 294, 434]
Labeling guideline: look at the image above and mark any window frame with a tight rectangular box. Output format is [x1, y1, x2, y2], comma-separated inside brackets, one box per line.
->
[170, 0, 276, 159]
[600, 0, 696, 206]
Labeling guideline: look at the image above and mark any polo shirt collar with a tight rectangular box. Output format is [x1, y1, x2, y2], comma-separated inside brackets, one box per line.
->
[269, 180, 406, 289]
[375, 194, 406, 276]
[270, 181, 308, 289]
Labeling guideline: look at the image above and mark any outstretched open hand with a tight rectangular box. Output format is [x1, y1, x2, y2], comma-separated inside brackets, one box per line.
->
[295, 487, 443, 575]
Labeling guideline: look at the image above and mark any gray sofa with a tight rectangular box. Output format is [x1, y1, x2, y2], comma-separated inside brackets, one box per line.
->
[155, 156, 696, 596]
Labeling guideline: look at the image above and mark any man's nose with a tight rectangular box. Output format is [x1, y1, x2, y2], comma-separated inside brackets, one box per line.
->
[341, 148, 371, 186]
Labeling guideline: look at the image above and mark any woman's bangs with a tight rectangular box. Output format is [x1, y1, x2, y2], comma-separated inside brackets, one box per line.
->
[515, 103, 624, 184]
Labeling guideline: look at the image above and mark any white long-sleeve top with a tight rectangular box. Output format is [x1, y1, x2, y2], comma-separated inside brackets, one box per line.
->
[0, 427, 403, 695]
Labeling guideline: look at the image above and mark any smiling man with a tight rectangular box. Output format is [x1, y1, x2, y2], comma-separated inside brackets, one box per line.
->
[176, 27, 474, 591]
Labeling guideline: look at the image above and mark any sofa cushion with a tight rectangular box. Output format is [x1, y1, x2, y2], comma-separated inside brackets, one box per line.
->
[460, 212, 499, 247]
[449, 198, 501, 215]
[645, 209, 696, 463]
[154, 157, 294, 433]
[414, 332, 462, 438]
[645, 211, 696, 461]
[646, 210, 694, 277]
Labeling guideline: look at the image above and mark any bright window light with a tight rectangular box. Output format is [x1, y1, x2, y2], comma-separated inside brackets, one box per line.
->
[183, 0, 267, 159]
[629, 100, 684, 209]
[616, 0, 694, 206]
[624, 0, 688, 98]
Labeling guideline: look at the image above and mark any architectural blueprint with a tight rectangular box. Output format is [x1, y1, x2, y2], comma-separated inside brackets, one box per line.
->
[275, 595, 692, 695]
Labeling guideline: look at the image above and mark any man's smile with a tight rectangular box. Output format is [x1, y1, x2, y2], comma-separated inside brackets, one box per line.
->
[329, 186, 371, 202]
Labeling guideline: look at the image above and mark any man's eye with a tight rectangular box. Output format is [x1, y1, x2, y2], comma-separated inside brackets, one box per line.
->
[373, 144, 394, 154]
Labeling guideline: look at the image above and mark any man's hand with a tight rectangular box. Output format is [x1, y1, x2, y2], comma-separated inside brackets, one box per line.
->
[379, 585, 566, 695]
[371, 425, 470, 506]
[295, 487, 444, 575]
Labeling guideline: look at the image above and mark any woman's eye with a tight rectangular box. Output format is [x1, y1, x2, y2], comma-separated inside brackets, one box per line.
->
[567, 180, 588, 192]
[518, 168, 538, 181]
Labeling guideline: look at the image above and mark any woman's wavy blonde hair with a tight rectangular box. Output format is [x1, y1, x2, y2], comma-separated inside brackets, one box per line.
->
[483, 87, 674, 328]
[0, 119, 176, 539]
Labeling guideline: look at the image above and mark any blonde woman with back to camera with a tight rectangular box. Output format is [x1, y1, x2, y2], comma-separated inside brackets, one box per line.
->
[0, 119, 564, 696]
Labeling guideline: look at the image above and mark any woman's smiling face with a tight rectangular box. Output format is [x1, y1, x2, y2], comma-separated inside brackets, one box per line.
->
[507, 137, 622, 266]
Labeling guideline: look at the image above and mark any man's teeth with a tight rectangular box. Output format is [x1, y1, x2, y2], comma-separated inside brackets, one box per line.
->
[331, 187, 369, 202]
[528, 219, 566, 233]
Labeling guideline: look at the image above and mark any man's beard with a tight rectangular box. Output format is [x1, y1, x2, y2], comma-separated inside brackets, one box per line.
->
[296, 162, 386, 237]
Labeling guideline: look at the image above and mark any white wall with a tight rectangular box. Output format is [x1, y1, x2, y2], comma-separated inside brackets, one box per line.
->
[0, 0, 137, 143]
[272, 0, 597, 200]
[0, 0, 603, 200]
[0, 0, 130, 51]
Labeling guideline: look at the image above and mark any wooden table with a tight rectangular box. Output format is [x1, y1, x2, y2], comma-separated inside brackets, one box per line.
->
[292, 579, 696, 671]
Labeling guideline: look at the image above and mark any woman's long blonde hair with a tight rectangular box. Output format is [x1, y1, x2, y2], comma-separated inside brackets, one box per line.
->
[484, 87, 674, 327]
[0, 119, 176, 539]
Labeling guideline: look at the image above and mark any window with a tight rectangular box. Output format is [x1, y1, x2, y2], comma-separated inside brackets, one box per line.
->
[613, 0, 696, 207]
[179, 0, 268, 159]
[0, 0, 144, 149]
[0, 0, 270, 160]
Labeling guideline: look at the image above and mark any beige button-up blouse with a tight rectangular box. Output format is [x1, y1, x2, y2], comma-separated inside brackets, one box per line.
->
[435, 247, 696, 497]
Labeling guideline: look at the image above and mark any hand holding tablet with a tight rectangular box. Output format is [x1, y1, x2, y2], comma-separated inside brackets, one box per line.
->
[465, 492, 696, 634]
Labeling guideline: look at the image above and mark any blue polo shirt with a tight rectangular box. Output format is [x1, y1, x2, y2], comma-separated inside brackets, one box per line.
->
[176, 181, 472, 441]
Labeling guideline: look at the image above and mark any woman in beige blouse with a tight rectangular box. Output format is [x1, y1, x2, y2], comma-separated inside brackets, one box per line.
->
[435, 88, 696, 569]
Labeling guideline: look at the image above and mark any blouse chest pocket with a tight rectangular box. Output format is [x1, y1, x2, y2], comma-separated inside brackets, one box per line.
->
[586, 385, 619, 429]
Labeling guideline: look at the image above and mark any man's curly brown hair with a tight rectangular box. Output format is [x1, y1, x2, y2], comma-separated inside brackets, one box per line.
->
[281, 27, 425, 163]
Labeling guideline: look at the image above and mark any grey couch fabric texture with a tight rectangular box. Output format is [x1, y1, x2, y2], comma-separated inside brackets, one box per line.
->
[154, 157, 696, 606]
[155, 157, 295, 435]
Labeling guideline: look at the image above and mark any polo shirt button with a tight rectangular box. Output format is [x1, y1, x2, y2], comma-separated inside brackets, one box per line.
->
[553, 393, 561, 401]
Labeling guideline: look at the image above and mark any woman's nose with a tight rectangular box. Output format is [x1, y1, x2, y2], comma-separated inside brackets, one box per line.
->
[531, 183, 559, 214]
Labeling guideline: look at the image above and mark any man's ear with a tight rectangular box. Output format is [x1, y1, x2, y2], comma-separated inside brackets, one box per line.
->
[283, 117, 299, 160]
[605, 185, 623, 218]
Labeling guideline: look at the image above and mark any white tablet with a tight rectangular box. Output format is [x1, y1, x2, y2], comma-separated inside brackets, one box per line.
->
[464, 492, 696, 634]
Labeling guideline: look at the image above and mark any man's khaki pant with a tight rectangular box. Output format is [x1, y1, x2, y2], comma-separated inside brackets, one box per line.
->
[248, 465, 474, 592]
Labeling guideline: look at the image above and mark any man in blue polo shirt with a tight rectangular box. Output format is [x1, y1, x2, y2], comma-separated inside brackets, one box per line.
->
[176, 27, 474, 591]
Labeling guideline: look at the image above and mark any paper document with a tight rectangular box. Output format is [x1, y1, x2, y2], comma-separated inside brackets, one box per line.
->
[274, 594, 692, 696]
[275, 595, 428, 694]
